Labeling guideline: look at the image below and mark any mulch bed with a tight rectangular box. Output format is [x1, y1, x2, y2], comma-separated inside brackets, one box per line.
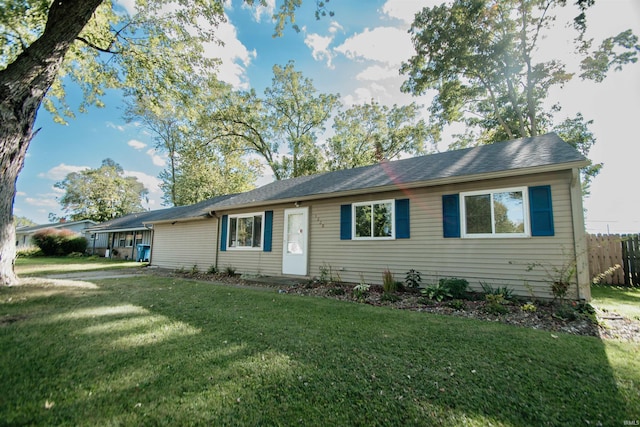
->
[158, 269, 640, 342]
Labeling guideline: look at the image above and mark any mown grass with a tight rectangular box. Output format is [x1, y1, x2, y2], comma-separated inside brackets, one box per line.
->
[0, 276, 638, 426]
[15, 256, 145, 277]
[591, 285, 640, 320]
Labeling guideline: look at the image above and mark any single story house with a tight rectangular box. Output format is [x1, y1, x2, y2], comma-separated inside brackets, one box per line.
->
[85, 197, 236, 260]
[15, 219, 96, 249]
[85, 210, 170, 260]
[145, 133, 591, 300]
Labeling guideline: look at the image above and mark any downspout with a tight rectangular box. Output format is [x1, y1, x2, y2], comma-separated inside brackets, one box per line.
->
[110, 233, 115, 258]
[145, 224, 154, 265]
[209, 211, 219, 271]
[570, 168, 591, 301]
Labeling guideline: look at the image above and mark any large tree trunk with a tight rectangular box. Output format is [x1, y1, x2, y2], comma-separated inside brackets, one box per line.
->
[0, 0, 103, 286]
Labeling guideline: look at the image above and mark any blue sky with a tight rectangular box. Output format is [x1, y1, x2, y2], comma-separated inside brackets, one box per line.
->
[13, 0, 640, 234]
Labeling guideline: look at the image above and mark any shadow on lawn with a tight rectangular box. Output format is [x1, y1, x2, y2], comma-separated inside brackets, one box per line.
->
[0, 278, 635, 426]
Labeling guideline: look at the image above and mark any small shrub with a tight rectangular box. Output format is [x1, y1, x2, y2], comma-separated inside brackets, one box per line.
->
[382, 269, 397, 293]
[327, 287, 346, 296]
[404, 269, 422, 289]
[319, 264, 330, 284]
[207, 265, 218, 275]
[521, 302, 537, 313]
[421, 282, 452, 302]
[418, 296, 435, 306]
[225, 266, 237, 277]
[380, 293, 401, 303]
[480, 282, 514, 300]
[447, 299, 467, 311]
[353, 283, 370, 301]
[551, 281, 570, 302]
[60, 235, 88, 255]
[31, 228, 61, 256]
[31, 228, 87, 256]
[554, 301, 597, 322]
[484, 293, 509, 315]
[190, 264, 199, 275]
[554, 303, 577, 321]
[66, 252, 85, 258]
[16, 247, 42, 257]
[440, 278, 469, 299]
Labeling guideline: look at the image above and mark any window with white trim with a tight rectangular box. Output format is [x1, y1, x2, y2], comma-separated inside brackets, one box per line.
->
[461, 187, 529, 238]
[228, 213, 263, 249]
[353, 200, 395, 239]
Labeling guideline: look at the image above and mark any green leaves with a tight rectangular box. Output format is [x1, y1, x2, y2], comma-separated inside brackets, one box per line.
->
[55, 158, 148, 222]
[401, 0, 638, 154]
[579, 29, 640, 82]
[326, 101, 432, 171]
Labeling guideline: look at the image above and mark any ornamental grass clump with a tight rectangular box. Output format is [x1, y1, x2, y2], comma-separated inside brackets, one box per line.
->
[382, 269, 398, 293]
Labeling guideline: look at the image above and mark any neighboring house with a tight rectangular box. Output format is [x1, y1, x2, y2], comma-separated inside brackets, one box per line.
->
[86, 211, 158, 260]
[15, 219, 97, 249]
[85, 199, 237, 261]
[145, 133, 591, 300]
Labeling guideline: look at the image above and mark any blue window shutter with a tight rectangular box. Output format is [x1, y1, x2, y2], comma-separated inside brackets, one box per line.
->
[442, 194, 460, 238]
[529, 186, 554, 236]
[395, 199, 410, 239]
[220, 215, 228, 251]
[264, 211, 273, 252]
[340, 204, 352, 240]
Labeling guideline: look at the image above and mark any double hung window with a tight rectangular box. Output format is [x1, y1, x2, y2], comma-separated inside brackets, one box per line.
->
[461, 188, 529, 238]
[228, 213, 263, 249]
[353, 200, 395, 239]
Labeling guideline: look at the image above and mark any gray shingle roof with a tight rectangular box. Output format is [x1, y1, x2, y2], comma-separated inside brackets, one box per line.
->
[16, 219, 96, 233]
[144, 132, 587, 223]
[88, 194, 235, 231]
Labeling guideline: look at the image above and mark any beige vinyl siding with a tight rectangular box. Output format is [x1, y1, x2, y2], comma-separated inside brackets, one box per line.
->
[308, 170, 580, 299]
[151, 220, 218, 271]
[217, 206, 287, 276]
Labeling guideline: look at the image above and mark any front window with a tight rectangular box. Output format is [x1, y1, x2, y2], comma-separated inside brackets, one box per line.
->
[228, 213, 263, 249]
[461, 188, 529, 238]
[353, 200, 394, 239]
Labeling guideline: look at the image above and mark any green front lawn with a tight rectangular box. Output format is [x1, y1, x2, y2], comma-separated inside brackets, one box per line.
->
[15, 256, 145, 277]
[1, 276, 638, 426]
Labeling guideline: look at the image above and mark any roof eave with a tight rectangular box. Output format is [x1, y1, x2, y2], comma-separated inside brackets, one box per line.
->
[87, 226, 149, 233]
[215, 161, 588, 211]
[143, 213, 213, 225]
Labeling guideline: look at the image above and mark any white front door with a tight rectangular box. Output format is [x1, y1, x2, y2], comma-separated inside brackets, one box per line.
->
[282, 207, 308, 275]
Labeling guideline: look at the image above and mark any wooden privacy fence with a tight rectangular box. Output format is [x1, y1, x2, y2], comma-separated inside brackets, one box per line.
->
[588, 233, 640, 286]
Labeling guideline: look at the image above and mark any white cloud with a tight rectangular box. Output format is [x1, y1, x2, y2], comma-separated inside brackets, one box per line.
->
[107, 121, 126, 132]
[356, 65, 399, 81]
[38, 164, 89, 181]
[241, 0, 275, 23]
[124, 170, 163, 195]
[305, 33, 335, 68]
[128, 139, 147, 150]
[145, 148, 166, 167]
[381, 0, 434, 25]
[203, 18, 256, 89]
[335, 27, 413, 66]
[115, 0, 136, 15]
[328, 21, 343, 34]
[16, 191, 26, 197]
[25, 196, 59, 209]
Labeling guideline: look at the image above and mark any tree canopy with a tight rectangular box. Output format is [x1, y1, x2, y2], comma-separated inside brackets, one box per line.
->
[325, 101, 432, 171]
[126, 76, 260, 206]
[55, 159, 148, 222]
[401, 0, 638, 144]
[400, 0, 638, 194]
